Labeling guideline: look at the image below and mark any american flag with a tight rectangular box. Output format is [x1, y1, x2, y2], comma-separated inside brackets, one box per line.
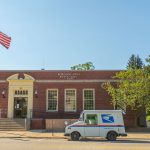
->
[0, 31, 11, 49]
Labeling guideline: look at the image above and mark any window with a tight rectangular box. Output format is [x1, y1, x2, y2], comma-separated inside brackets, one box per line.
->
[83, 89, 95, 110]
[85, 114, 98, 125]
[65, 89, 76, 112]
[14, 90, 28, 96]
[47, 89, 58, 111]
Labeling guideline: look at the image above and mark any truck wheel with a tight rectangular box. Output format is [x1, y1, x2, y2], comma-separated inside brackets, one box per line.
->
[71, 132, 80, 141]
[107, 131, 117, 141]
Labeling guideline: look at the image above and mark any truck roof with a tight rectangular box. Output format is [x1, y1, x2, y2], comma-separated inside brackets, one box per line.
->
[82, 110, 123, 113]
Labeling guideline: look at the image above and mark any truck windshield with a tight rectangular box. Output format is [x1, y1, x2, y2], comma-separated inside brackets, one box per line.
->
[79, 112, 84, 121]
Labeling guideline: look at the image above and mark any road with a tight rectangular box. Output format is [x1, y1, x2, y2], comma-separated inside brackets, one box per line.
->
[0, 138, 149, 150]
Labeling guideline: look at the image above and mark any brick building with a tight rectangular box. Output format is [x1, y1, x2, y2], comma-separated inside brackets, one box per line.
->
[0, 70, 146, 129]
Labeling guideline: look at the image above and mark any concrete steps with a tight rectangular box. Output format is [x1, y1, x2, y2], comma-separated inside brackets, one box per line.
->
[0, 118, 26, 131]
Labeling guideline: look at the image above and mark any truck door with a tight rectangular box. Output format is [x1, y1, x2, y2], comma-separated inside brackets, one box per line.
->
[84, 114, 99, 137]
[99, 113, 116, 137]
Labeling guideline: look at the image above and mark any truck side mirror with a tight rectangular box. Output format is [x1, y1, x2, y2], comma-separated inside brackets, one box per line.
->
[122, 110, 126, 115]
[85, 119, 88, 124]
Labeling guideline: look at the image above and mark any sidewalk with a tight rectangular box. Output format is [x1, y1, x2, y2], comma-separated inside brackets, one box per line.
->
[0, 131, 150, 139]
[0, 131, 64, 138]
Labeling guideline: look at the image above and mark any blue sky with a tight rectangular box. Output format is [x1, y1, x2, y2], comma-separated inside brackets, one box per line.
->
[0, 0, 149, 70]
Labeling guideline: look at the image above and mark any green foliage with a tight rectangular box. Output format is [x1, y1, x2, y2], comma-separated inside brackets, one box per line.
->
[102, 82, 126, 110]
[146, 55, 150, 63]
[146, 116, 150, 121]
[145, 55, 150, 114]
[103, 69, 150, 111]
[145, 55, 150, 74]
[103, 55, 150, 112]
[117, 69, 150, 109]
[127, 54, 144, 69]
[70, 62, 95, 70]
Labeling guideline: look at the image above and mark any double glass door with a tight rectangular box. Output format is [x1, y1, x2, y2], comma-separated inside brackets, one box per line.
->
[14, 97, 27, 118]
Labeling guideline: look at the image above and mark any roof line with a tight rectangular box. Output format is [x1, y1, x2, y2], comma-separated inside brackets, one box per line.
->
[0, 70, 123, 72]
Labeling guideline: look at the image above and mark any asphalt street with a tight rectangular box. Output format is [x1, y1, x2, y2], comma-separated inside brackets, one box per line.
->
[0, 138, 150, 150]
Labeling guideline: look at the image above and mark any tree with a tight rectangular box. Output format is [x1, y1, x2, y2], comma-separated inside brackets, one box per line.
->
[70, 62, 95, 70]
[103, 55, 150, 126]
[145, 55, 150, 73]
[103, 68, 150, 126]
[103, 69, 150, 111]
[127, 54, 144, 69]
[102, 82, 125, 110]
[144, 55, 150, 117]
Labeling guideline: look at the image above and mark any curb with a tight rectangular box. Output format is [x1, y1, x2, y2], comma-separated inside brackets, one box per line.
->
[0, 136, 66, 139]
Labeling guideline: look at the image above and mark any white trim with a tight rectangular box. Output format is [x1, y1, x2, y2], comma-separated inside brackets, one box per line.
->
[0, 79, 119, 83]
[7, 73, 34, 118]
[83, 88, 95, 110]
[7, 74, 19, 81]
[24, 74, 35, 81]
[64, 89, 77, 112]
[7, 73, 35, 81]
[46, 89, 58, 112]
[36, 79, 118, 83]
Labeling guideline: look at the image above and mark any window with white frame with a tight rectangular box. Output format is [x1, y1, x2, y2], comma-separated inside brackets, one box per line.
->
[47, 89, 58, 111]
[83, 89, 95, 110]
[65, 89, 76, 112]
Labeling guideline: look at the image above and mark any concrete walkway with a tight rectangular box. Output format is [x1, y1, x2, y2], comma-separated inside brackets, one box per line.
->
[0, 131, 150, 139]
[0, 131, 64, 138]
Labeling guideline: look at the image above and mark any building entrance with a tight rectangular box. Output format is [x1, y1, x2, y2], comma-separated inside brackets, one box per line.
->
[14, 97, 27, 118]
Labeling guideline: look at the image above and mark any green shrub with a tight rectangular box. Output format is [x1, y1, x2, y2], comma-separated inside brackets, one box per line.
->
[146, 116, 150, 121]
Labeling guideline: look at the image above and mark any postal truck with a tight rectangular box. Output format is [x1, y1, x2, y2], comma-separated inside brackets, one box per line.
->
[64, 110, 127, 141]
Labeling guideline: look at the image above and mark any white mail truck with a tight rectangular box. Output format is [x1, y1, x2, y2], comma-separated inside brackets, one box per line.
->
[64, 110, 127, 141]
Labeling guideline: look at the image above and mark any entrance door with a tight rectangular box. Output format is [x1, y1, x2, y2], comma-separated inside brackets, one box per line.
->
[14, 97, 27, 118]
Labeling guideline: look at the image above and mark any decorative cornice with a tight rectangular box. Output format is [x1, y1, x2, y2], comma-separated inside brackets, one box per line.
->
[0, 79, 119, 83]
[35, 79, 119, 83]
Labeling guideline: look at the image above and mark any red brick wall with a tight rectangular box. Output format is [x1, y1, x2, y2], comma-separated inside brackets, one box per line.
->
[0, 71, 145, 128]
[30, 119, 45, 130]
[0, 70, 119, 80]
[32, 82, 114, 118]
[0, 82, 8, 118]
[32, 81, 143, 127]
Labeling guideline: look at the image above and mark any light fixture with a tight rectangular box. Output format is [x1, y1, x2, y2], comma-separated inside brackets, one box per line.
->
[2, 90, 6, 98]
[34, 89, 38, 98]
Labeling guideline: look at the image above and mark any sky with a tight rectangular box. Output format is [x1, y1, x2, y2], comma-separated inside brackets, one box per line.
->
[0, 0, 149, 70]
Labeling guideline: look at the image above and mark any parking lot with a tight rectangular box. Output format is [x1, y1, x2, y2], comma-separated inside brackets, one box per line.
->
[0, 138, 149, 150]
